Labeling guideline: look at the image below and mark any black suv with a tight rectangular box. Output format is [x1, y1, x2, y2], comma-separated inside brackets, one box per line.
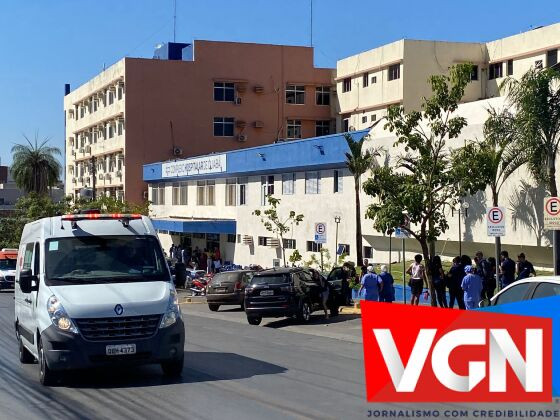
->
[244, 267, 344, 325]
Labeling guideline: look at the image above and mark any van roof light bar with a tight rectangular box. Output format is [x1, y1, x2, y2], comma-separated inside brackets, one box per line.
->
[61, 213, 142, 228]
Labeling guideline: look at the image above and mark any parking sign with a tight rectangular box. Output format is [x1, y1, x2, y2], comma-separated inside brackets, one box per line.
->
[544, 197, 560, 230]
[314, 222, 327, 244]
[486, 207, 505, 237]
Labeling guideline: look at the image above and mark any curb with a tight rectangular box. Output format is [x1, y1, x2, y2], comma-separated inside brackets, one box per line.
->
[339, 304, 361, 315]
[179, 297, 206, 305]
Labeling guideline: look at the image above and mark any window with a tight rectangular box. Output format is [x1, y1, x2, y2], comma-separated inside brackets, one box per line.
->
[225, 178, 237, 206]
[342, 78, 351, 93]
[489, 62, 503, 80]
[282, 173, 295, 195]
[535, 60, 543, 70]
[470, 65, 479, 81]
[108, 124, 114, 139]
[547, 49, 558, 68]
[388, 64, 400, 81]
[494, 283, 532, 306]
[363, 246, 373, 259]
[172, 182, 187, 205]
[283, 239, 296, 249]
[214, 82, 235, 102]
[333, 169, 343, 193]
[305, 171, 321, 194]
[80, 106, 85, 118]
[286, 119, 302, 139]
[227, 234, 236, 243]
[213, 117, 235, 137]
[151, 183, 166, 205]
[370, 114, 377, 122]
[361, 115, 367, 124]
[286, 85, 305, 104]
[117, 120, 124, 136]
[237, 234, 241, 243]
[371, 75, 377, 84]
[363, 72, 369, 87]
[315, 120, 330, 136]
[343, 118, 350, 132]
[93, 100, 98, 112]
[258, 236, 268, 246]
[238, 177, 248, 206]
[507, 60, 514, 76]
[306, 241, 322, 252]
[531, 282, 560, 299]
[197, 180, 214, 205]
[315, 86, 330, 105]
[117, 85, 123, 100]
[22, 243, 34, 270]
[108, 90, 114, 105]
[261, 175, 274, 205]
[338, 244, 350, 255]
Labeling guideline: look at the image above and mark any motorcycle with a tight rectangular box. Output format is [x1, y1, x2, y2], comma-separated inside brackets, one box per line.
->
[190, 277, 209, 296]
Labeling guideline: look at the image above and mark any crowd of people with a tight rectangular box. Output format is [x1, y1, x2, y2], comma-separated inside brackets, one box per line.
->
[357, 251, 536, 310]
[167, 244, 224, 274]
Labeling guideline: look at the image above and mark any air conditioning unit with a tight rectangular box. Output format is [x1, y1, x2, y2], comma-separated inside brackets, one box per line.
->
[79, 148, 85, 153]
[348, 126, 356, 132]
[105, 174, 112, 181]
[72, 178, 76, 184]
[71, 150, 76, 156]
[267, 238, 281, 248]
[253, 85, 264, 94]
[98, 174, 104, 180]
[143, 190, 149, 199]
[85, 146, 91, 153]
[235, 97, 242, 105]
[237, 134, 247, 142]
[242, 235, 253, 245]
[68, 136, 74, 144]
[235, 120, 246, 128]
[253, 120, 264, 128]
[78, 177, 83, 183]
[116, 170, 122, 177]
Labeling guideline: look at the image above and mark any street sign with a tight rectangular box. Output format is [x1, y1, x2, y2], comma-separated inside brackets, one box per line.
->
[314, 222, 327, 244]
[486, 206, 505, 237]
[544, 197, 560, 230]
[394, 227, 409, 239]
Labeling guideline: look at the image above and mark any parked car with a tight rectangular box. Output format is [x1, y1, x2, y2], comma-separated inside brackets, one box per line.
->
[244, 267, 344, 325]
[480, 277, 560, 307]
[206, 270, 254, 311]
[0, 248, 17, 290]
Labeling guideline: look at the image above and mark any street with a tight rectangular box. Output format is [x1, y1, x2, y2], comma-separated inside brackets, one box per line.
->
[0, 292, 367, 420]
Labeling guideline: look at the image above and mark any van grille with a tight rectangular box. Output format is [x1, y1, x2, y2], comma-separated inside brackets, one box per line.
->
[4, 275, 14, 283]
[75, 314, 162, 342]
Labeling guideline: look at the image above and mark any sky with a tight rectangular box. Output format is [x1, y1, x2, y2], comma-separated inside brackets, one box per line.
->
[0, 0, 559, 166]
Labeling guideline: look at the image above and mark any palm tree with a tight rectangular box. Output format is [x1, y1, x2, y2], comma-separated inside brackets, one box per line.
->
[344, 131, 381, 267]
[501, 67, 560, 271]
[11, 134, 61, 194]
[509, 179, 552, 247]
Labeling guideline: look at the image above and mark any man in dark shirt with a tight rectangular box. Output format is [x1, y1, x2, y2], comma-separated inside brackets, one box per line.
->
[500, 250, 516, 288]
[516, 253, 536, 280]
[447, 256, 465, 309]
[475, 251, 496, 300]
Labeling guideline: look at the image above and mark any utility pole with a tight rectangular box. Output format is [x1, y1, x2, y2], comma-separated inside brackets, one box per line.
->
[310, 0, 313, 47]
[173, 0, 177, 42]
[91, 156, 97, 200]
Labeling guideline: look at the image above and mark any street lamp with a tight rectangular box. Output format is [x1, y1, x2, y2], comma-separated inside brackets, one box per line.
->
[452, 200, 469, 255]
[334, 215, 341, 263]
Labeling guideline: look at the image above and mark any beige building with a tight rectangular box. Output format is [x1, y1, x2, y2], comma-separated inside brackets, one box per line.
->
[336, 23, 560, 131]
[63, 41, 334, 202]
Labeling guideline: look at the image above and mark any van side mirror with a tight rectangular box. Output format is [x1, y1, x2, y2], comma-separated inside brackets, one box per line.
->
[19, 269, 38, 294]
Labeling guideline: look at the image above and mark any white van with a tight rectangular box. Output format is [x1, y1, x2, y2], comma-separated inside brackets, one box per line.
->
[14, 211, 185, 385]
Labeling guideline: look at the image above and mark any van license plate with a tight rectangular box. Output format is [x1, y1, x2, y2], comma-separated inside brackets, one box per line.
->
[260, 290, 274, 296]
[106, 344, 136, 356]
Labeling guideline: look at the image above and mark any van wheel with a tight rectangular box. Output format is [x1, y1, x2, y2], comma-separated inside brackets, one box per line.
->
[247, 316, 262, 326]
[296, 301, 311, 323]
[208, 304, 220, 312]
[39, 339, 59, 386]
[18, 334, 34, 364]
[161, 355, 184, 377]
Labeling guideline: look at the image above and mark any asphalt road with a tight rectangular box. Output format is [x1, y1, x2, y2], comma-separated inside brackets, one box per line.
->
[2, 292, 559, 420]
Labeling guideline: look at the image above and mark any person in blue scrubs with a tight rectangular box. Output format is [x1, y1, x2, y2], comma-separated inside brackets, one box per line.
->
[461, 265, 483, 310]
[358, 265, 383, 301]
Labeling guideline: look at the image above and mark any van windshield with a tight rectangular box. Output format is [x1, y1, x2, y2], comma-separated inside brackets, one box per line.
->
[0, 259, 16, 270]
[45, 236, 169, 286]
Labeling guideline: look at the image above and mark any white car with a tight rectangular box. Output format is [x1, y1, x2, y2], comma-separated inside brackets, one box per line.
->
[14, 211, 185, 385]
[484, 276, 560, 306]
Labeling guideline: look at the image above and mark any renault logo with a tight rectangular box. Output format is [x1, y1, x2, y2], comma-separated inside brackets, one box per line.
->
[114, 304, 124, 316]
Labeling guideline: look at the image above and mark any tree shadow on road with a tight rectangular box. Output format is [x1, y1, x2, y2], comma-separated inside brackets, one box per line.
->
[263, 313, 361, 329]
[59, 351, 286, 389]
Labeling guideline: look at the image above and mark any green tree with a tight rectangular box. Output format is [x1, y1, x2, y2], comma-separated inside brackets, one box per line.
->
[451, 108, 525, 256]
[344, 130, 382, 267]
[501, 67, 560, 271]
[363, 64, 475, 306]
[11, 134, 61, 194]
[253, 196, 304, 267]
[73, 195, 150, 215]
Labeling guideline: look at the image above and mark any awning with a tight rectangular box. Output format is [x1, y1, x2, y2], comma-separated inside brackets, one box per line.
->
[152, 218, 236, 235]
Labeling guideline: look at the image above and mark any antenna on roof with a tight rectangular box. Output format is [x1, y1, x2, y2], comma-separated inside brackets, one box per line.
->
[173, 0, 177, 42]
[310, 0, 313, 47]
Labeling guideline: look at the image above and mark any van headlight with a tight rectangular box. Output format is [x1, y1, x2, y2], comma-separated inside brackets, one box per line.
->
[47, 295, 78, 334]
[160, 287, 181, 329]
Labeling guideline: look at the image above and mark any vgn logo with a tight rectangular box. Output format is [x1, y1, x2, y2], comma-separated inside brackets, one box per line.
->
[361, 301, 552, 402]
